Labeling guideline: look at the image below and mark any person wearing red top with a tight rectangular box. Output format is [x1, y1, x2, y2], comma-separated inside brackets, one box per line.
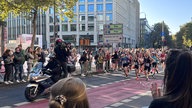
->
[160, 51, 166, 71]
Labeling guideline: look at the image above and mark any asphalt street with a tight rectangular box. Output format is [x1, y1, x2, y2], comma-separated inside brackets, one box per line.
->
[0, 69, 164, 108]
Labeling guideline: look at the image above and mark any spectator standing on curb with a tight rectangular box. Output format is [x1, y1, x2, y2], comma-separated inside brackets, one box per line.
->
[18, 44, 26, 65]
[87, 51, 93, 74]
[35, 47, 46, 68]
[97, 48, 104, 72]
[79, 52, 88, 77]
[13, 47, 26, 83]
[104, 50, 111, 72]
[71, 48, 78, 65]
[25, 47, 34, 80]
[2, 49, 14, 84]
[149, 50, 192, 108]
[111, 51, 119, 71]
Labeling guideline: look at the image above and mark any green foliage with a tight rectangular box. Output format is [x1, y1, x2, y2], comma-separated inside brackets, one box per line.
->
[0, 0, 78, 48]
[175, 22, 192, 48]
[149, 22, 173, 48]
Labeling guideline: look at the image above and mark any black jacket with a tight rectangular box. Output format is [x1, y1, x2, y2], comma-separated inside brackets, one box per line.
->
[13, 52, 25, 64]
[54, 45, 69, 62]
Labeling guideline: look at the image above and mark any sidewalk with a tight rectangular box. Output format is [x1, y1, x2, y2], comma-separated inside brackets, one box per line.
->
[0, 61, 104, 86]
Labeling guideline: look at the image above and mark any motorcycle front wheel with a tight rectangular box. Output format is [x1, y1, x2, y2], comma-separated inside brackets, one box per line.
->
[25, 86, 39, 102]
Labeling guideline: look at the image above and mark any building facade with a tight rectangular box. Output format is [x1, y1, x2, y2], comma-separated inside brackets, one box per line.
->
[139, 18, 152, 48]
[47, 0, 140, 48]
[6, 0, 140, 49]
[6, 11, 47, 49]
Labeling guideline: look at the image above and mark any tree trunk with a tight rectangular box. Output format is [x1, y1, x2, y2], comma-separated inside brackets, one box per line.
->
[31, 10, 37, 50]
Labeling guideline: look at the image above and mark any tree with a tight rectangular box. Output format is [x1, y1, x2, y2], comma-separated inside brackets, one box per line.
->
[175, 22, 192, 48]
[0, 19, 6, 55]
[149, 22, 173, 48]
[0, 0, 77, 49]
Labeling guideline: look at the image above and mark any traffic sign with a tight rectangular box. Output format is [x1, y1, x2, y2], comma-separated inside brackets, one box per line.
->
[103, 35, 122, 43]
[161, 32, 164, 36]
[104, 29, 123, 34]
[109, 24, 123, 29]
[103, 24, 123, 35]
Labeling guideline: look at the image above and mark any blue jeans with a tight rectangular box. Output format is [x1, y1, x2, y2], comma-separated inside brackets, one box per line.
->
[14, 64, 24, 81]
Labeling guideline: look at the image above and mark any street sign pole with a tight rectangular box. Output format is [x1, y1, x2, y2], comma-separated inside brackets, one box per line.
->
[162, 21, 164, 50]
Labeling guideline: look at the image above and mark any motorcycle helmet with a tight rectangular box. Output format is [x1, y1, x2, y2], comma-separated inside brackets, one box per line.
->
[55, 38, 63, 46]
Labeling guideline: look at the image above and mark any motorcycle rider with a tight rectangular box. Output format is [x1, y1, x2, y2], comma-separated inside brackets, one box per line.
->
[42, 55, 61, 82]
[54, 38, 69, 78]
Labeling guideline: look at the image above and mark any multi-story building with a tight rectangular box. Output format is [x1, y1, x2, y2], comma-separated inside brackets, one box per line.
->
[6, 0, 140, 49]
[47, 0, 140, 49]
[139, 18, 152, 48]
[6, 11, 47, 49]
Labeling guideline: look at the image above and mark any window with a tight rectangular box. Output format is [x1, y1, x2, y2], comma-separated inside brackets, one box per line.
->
[97, 0, 103, 2]
[71, 24, 76, 31]
[50, 36, 54, 43]
[79, 0, 85, 2]
[88, 4, 94, 12]
[106, 0, 112, 1]
[79, 14, 85, 22]
[72, 16, 77, 22]
[88, 14, 94, 21]
[97, 4, 103, 12]
[97, 14, 103, 21]
[79, 5, 85, 12]
[56, 16, 60, 22]
[49, 7, 54, 14]
[49, 25, 54, 32]
[98, 24, 103, 31]
[88, 24, 94, 31]
[55, 25, 60, 32]
[88, 0, 94, 2]
[49, 16, 53, 23]
[79, 24, 85, 31]
[73, 6, 76, 13]
[106, 3, 112, 11]
[62, 24, 68, 31]
[106, 13, 113, 21]
[62, 16, 68, 22]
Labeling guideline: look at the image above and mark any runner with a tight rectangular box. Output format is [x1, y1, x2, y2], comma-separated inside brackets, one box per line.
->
[133, 54, 140, 80]
[160, 50, 166, 71]
[121, 54, 130, 77]
[143, 52, 153, 81]
[151, 52, 159, 77]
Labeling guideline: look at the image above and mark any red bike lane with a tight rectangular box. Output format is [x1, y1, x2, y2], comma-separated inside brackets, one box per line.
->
[16, 78, 162, 108]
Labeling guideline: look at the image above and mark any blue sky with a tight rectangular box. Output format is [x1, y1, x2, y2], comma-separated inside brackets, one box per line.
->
[139, 0, 192, 34]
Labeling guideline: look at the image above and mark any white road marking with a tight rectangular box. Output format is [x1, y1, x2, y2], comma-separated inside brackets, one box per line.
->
[0, 106, 12, 108]
[130, 95, 140, 99]
[110, 102, 124, 107]
[14, 102, 30, 106]
[121, 99, 132, 103]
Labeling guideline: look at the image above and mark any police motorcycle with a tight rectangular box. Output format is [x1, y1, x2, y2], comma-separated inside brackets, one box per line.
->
[24, 60, 62, 101]
[24, 55, 76, 101]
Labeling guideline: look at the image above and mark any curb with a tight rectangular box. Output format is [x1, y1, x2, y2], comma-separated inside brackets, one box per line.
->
[0, 70, 107, 88]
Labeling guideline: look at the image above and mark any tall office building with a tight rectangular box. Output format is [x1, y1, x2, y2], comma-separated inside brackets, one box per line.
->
[6, 0, 140, 49]
[6, 10, 47, 49]
[47, 0, 140, 48]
